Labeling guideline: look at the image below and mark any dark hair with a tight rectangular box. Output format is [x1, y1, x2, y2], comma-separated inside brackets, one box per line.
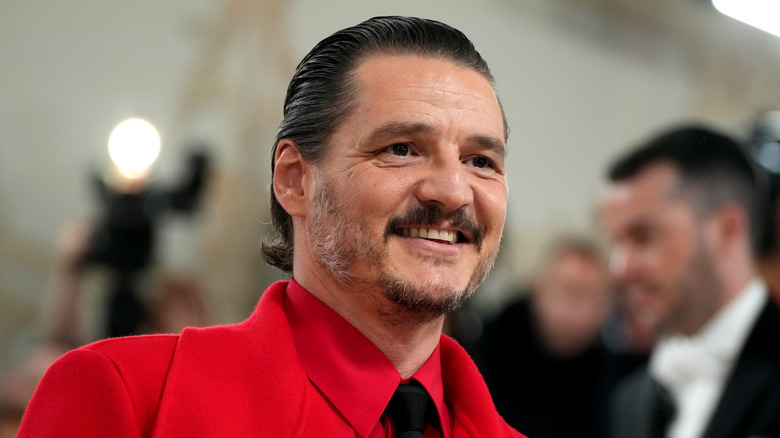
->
[262, 16, 507, 272]
[607, 125, 766, 255]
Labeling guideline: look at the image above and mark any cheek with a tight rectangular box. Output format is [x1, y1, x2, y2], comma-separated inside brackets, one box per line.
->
[657, 233, 698, 275]
[476, 182, 507, 225]
[338, 174, 413, 231]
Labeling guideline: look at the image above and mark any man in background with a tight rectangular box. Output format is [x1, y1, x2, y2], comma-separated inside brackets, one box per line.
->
[603, 125, 780, 438]
[19, 16, 524, 437]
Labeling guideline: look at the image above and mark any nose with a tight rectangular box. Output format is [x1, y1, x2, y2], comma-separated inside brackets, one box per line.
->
[610, 246, 639, 283]
[415, 157, 473, 212]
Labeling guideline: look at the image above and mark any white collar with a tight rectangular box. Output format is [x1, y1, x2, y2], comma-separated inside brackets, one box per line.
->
[696, 278, 766, 360]
[650, 278, 767, 388]
[648, 279, 768, 438]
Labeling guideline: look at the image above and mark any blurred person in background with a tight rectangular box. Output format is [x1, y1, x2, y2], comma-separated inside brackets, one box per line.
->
[18, 16, 525, 437]
[475, 236, 634, 437]
[45, 218, 209, 346]
[603, 125, 780, 438]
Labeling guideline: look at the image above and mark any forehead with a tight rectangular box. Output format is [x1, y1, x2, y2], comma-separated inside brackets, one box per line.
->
[343, 54, 506, 142]
[549, 251, 604, 277]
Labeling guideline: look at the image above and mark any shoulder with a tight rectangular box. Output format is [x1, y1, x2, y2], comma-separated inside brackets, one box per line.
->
[18, 334, 181, 437]
[64, 334, 182, 398]
[70, 335, 181, 419]
[82, 333, 180, 364]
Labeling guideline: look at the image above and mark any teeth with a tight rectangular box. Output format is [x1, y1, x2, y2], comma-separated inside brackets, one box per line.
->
[401, 227, 457, 244]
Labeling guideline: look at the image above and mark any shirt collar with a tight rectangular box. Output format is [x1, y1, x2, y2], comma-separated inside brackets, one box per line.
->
[650, 278, 768, 387]
[284, 278, 450, 438]
[697, 277, 767, 359]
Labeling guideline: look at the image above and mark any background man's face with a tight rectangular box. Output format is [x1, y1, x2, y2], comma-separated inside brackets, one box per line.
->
[532, 250, 612, 356]
[306, 54, 507, 320]
[601, 162, 722, 337]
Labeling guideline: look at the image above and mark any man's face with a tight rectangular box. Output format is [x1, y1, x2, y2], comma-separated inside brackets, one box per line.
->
[305, 54, 507, 322]
[601, 162, 722, 337]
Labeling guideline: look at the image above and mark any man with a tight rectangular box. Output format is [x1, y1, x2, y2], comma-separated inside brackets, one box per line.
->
[602, 125, 780, 438]
[477, 237, 630, 438]
[18, 16, 524, 437]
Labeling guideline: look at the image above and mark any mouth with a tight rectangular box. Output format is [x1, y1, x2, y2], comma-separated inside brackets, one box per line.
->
[395, 226, 470, 244]
[384, 205, 483, 250]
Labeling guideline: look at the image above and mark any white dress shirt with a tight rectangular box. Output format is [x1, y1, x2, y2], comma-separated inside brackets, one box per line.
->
[649, 278, 768, 438]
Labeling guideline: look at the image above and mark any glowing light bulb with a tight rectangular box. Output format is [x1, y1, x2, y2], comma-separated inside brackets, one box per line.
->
[108, 118, 161, 179]
[712, 0, 780, 38]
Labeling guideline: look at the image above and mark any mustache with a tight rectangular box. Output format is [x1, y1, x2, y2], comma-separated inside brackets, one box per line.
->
[384, 205, 484, 251]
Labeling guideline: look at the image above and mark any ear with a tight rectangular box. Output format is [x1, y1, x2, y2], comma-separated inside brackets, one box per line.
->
[708, 203, 749, 256]
[273, 139, 312, 218]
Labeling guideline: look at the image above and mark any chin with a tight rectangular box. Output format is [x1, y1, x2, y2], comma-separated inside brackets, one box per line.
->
[378, 273, 474, 323]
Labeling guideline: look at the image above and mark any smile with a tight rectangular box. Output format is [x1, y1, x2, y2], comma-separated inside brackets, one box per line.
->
[398, 227, 464, 244]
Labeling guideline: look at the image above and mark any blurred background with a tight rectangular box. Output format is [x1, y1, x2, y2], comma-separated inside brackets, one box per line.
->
[1, 0, 779, 413]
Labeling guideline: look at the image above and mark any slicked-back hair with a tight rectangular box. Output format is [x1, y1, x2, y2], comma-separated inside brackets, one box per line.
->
[262, 16, 507, 272]
[607, 125, 766, 255]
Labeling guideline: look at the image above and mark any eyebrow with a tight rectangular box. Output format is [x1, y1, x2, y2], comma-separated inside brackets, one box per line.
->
[469, 134, 507, 161]
[365, 121, 507, 159]
[366, 122, 435, 143]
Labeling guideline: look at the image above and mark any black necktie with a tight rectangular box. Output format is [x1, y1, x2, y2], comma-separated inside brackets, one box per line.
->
[385, 381, 433, 438]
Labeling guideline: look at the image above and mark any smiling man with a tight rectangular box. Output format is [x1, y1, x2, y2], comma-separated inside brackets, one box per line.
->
[602, 126, 780, 438]
[19, 17, 524, 437]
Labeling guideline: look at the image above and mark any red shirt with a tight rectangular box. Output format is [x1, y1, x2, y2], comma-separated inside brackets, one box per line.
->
[285, 278, 451, 438]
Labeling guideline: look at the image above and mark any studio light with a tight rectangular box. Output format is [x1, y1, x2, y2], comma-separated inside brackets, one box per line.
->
[712, 0, 780, 38]
[108, 118, 161, 180]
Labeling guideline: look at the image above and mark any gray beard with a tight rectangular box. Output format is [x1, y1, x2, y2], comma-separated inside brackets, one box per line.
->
[309, 180, 497, 325]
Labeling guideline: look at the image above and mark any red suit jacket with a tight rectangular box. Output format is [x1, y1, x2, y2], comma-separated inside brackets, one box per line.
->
[19, 281, 524, 437]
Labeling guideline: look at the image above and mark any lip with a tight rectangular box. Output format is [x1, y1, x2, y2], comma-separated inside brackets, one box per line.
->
[627, 285, 658, 306]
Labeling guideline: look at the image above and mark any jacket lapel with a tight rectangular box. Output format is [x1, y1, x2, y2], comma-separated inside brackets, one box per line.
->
[703, 298, 780, 438]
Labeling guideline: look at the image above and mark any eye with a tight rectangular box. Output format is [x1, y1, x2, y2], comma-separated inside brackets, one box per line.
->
[468, 156, 495, 169]
[629, 225, 656, 247]
[386, 143, 410, 156]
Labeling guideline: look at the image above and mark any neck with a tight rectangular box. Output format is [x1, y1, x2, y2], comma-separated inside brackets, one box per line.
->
[294, 269, 445, 379]
[758, 251, 780, 295]
[719, 248, 756, 307]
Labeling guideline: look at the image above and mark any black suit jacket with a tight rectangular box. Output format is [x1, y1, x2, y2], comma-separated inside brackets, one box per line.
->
[609, 296, 780, 438]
